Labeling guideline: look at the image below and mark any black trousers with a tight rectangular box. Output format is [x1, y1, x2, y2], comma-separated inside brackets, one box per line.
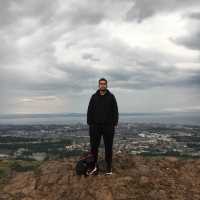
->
[89, 124, 115, 171]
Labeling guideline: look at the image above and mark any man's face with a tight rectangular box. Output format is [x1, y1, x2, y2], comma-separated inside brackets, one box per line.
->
[99, 80, 107, 91]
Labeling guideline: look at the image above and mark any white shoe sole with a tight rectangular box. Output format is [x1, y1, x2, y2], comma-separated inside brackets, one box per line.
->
[104, 172, 112, 175]
[87, 166, 98, 175]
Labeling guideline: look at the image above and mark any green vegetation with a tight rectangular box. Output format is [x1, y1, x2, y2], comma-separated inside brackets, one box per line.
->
[9, 160, 42, 172]
[0, 136, 38, 143]
[0, 138, 73, 153]
[0, 135, 87, 162]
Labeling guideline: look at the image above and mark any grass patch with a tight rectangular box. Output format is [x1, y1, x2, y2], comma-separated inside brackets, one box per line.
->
[0, 160, 12, 190]
[8, 160, 42, 172]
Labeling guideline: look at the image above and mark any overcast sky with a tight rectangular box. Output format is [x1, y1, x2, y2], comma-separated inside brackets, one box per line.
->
[0, 0, 200, 114]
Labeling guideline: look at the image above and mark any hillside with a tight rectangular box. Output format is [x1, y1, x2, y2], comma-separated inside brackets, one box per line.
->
[1, 152, 200, 200]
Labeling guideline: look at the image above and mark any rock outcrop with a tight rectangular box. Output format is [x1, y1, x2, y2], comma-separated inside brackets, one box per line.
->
[1, 153, 200, 200]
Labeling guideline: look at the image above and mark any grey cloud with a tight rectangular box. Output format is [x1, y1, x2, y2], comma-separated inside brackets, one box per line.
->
[1, 0, 200, 113]
[66, 6, 105, 26]
[0, 0, 125, 69]
[1, 62, 102, 96]
[188, 12, 200, 19]
[96, 38, 200, 89]
[1, 29, 198, 101]
[172, 31, 200, 50]
[82, 53, 100, 62]
[107, 70, 200, 90]
[126, 0, 200, 22]
[97, 39, 178, 87]
[106, 69, 133, 81]
[0, 0, 60, 68]
[182, 73, 200, 87]
[0, 0, 57, 28]
[106, 69, 172, 90]
[53, 0, 132, 29]
[171, 11, 200, 50]
[0, 36, 19, 65]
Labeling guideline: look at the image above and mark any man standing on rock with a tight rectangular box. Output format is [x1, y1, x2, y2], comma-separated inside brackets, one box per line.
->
[87, 77, 119, 175]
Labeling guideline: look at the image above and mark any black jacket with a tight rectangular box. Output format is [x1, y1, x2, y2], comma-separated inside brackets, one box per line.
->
[87, 89, 118, 126]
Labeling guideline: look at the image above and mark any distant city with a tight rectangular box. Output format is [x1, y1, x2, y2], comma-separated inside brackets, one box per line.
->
[0, 119, 200, 161]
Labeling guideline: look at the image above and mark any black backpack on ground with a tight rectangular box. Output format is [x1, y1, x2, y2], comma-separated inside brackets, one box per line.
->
[75, 151, 99, 176]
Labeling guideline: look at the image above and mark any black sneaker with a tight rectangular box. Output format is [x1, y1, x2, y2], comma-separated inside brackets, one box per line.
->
[104, 168, 113, 176]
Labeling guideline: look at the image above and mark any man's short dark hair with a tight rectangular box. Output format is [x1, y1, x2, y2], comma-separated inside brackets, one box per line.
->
[98, 78, 107, 85]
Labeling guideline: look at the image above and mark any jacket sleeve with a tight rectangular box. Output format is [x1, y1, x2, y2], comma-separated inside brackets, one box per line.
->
[87, 95, 94, 125]
[112, 95, 119, 126]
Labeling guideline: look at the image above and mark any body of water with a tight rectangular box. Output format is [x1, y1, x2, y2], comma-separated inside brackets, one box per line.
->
[0, 113, 199, 126]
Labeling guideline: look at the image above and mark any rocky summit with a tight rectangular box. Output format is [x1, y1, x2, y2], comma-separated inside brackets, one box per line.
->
[1, 153, 200, 200]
